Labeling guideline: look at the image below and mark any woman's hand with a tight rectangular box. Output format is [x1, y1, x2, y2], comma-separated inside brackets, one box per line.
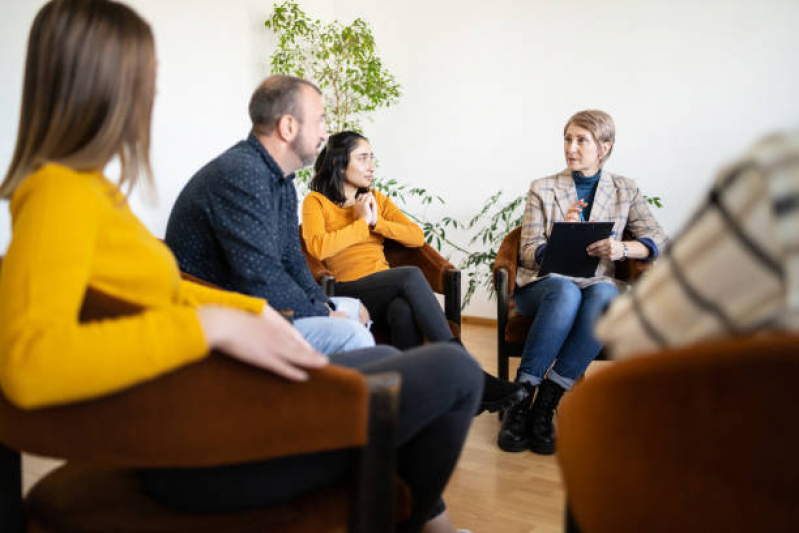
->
[367, 193, 378, 228]
[587, 238, 625, 261]
[198, 305, 328, 381]
[353, 195, 372, 225]
[565, 199, 588, 222]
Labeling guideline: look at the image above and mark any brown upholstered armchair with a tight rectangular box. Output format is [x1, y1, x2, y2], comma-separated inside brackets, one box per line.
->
[558, 334, 799, 533]
[299, 227, 462, 339]
[0, 257, 405, 533]
[493, 226, 648, 381]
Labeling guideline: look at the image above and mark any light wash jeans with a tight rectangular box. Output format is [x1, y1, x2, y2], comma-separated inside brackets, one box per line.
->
[513, 277, 619, 390]
[293, 297, 375, 355]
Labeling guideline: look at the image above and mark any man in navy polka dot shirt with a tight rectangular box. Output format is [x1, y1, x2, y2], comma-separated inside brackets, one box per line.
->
[165, 75, 374, 354]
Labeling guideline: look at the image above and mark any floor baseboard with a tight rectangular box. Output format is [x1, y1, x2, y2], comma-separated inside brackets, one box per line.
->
[462, 315, 497, 327]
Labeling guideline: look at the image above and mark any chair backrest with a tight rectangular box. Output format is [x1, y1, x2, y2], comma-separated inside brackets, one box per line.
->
[558, 333, 799, 533]
[384, 239, 455, 296]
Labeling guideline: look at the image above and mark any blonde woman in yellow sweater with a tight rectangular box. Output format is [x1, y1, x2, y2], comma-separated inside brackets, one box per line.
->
[304, 131, 527, 413]
[0, 4, 483, 531]
[0, 0, 325, 410]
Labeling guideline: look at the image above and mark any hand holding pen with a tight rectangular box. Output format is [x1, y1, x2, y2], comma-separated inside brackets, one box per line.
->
[565, 199, 588, 222]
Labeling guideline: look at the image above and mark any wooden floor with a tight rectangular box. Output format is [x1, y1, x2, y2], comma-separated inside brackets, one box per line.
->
[444, 322, 566, 533]
[22, 322, 601, 532]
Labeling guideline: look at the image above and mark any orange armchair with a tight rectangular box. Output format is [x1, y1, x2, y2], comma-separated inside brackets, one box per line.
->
[493, 226, 648, 381]
[0, 258, 404, 533]
[558, 334, 799, 533]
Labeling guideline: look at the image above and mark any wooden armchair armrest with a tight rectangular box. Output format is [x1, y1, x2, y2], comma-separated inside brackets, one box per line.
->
[0, 355, 374, 468]
[384, 240, 461, 328]
[493, 226, 521, 296]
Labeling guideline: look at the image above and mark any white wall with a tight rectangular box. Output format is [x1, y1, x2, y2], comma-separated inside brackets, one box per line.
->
[2, 0, 798, 317]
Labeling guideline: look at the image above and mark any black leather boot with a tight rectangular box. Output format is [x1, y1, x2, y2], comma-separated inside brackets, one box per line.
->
[446, 339, 527, 416]
[528, 379, 565, 455]
[497, 383, 535, 452]
[478, 371, 527, 415]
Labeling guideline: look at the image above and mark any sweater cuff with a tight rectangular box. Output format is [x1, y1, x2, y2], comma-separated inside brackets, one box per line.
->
[636, 238, 659, 261]
[185, 308, 213, 359]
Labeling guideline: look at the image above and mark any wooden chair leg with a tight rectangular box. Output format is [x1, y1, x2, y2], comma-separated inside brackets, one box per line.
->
[443, 269, 461, 332]
[349, 372, 401, 533]
[0, 444, 24, 533]
[496, 268, 510, 381]
[565, 500, 583, 533]
[321, 274, 336, 296]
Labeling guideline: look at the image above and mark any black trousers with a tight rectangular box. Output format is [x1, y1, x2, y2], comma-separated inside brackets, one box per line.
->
[140, 344, 483, 533]
[335, 266, 454, 349]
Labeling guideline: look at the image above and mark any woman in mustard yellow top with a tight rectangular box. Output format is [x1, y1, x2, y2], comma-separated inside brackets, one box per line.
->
[303, 132, 435, 349]
[304, 131, 526, 413]
[0, 3, 485, 531]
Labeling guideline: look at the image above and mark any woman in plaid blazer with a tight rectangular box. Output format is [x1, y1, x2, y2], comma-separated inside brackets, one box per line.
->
[498, 110, 667, 454]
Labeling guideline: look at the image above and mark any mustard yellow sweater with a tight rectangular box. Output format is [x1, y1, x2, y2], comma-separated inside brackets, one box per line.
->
[0, 164, 265, 409]
[301, 190, 424, 282]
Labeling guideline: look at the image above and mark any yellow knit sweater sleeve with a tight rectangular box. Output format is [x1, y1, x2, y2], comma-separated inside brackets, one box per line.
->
[177, 279, 266, 314]
[0, 167, 208, 409]
[371, 190, 425, 247]
[301, 192, 371, 260]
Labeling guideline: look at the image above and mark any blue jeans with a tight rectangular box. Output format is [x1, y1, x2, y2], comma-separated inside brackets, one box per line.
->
[293, 297, 375, 354]
[513, 277, 619, 390]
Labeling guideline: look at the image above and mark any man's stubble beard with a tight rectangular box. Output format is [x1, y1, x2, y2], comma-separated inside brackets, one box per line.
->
[290, 133, 317, 169]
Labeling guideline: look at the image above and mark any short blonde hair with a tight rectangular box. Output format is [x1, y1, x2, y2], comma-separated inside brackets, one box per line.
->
[0, 0, 156, 199]
[564, 110, 616, 163]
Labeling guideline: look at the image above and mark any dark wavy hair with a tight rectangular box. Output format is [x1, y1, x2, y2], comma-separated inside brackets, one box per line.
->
[310, 131, 370, 206]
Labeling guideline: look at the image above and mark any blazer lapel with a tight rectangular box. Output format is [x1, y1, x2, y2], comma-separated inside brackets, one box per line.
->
[553, 170, 577, 220]
[588, 172, 615, 222]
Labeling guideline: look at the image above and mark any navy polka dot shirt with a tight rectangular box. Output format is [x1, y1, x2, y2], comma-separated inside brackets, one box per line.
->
[165, 134, 332, 318]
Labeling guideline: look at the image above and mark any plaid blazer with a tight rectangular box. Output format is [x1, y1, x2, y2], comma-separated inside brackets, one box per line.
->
[517, 169, 668, 288]
[596, 133, 799, 359]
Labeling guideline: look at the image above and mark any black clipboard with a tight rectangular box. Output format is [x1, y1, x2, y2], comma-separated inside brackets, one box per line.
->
[538, 222, 615, 278]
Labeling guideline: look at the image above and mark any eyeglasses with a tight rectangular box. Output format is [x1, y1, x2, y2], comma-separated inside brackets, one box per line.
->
[352, 152, 376, 164]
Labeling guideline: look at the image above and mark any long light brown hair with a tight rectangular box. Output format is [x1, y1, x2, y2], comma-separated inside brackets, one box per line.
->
[0, 0, 156, 199]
